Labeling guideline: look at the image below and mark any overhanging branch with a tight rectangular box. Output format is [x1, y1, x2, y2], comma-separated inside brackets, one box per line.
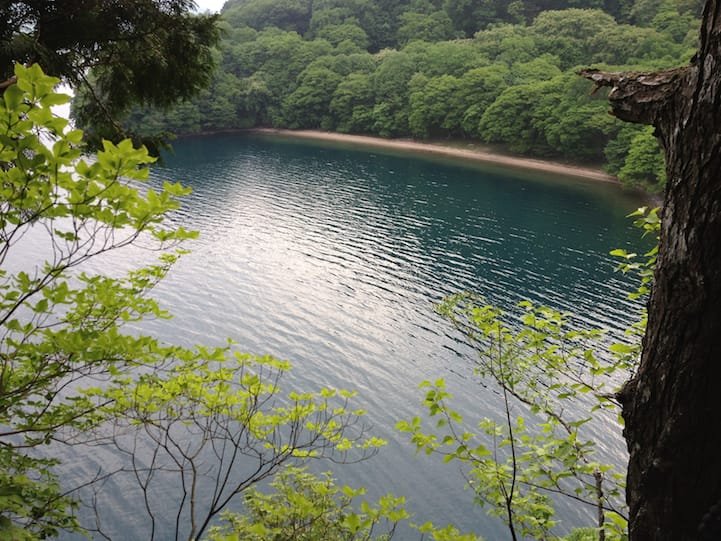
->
[0, 75, 17, 89]
[579, 67, 690, 127]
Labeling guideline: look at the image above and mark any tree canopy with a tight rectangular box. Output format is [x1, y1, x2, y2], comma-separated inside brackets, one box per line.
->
[112, 0, 703, 192]
[1, 0, 220, 146]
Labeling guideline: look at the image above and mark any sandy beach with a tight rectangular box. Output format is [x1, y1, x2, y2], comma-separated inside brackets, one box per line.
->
[249, 128, 619, 184]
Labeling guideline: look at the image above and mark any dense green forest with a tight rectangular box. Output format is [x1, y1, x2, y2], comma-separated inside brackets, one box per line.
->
[110, 0, 701, 192]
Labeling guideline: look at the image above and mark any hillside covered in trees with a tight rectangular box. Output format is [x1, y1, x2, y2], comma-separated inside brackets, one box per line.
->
[111, 0, 702, 192]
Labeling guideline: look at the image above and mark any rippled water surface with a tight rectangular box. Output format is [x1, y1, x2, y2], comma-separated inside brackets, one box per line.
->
[61, 134, 648, 539]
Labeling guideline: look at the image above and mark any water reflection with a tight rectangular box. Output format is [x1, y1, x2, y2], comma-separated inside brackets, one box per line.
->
[57, 134, 646, 539]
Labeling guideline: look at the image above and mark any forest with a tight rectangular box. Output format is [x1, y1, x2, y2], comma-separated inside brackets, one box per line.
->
[108, 0, 703, 192]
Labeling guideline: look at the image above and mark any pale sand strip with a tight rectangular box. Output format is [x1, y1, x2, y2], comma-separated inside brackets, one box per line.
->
[250, 128, 618, 184]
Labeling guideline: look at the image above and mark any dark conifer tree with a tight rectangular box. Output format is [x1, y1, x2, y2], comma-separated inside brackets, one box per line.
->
[1, 0, 220, 146]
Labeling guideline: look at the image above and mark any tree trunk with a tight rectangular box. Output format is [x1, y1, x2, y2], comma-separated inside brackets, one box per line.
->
[582, 2, 721, 539]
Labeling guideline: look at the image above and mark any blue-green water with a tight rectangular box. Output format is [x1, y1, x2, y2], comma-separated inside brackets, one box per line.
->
[59, 134, 646, 539]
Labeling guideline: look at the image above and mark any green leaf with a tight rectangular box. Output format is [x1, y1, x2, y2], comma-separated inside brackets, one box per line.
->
[3, 84, 24, 110]
[609, 342, 636, 354]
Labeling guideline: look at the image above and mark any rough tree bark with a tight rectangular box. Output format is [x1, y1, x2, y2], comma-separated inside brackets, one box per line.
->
[581, 2, 721, 539]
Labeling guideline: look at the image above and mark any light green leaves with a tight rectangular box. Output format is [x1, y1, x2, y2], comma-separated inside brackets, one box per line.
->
[207, 466, 400, 541]
[0, 64, 392, 539]
[14, 64, 61, 97]
[3, 83, 24, 110]
[208, 466, 479, 541]
[402, 293, 633, 538]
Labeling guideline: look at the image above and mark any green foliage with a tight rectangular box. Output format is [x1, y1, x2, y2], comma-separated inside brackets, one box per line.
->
[477, 73, 618, 159]
[409, 74, 463, 137]
[509, 55, 562, 84]
[284, 65, 343, 128]
[305, 0, 402, 51]
[2, 1, 220, 149]
[604, 125, 666, 191]
[397, 210, 659, 540]
[472, 24, 540, 64]
[396, 304, 637, 538]
[610, 206, 660, 301]
[457, 64, 511, 137]
[532, 75, 618, 160]
[209, 466, 482, 541]
[530, 9, 619, 68]
[89, 352, 386, 539]
[443, 0, 508, 37]
[563, 528, 599, 540]
[207, 467, 406, 541]
[604, 124, 642, 174]
[0, 63, 191, 537]
[0, 65, 384, 539]
[331, 72, 377, 133]
[617, 127, 666, 192]
[478, 83, 549, 154]
[223, 0, 312, 34]
[404, 40, 485, 77]
[110, 0, 696, 191]
[397, 11, 458, 45]
[317, 23, 371, 49]
[371, 51, 417, 136]
[398, 297, 630, 539]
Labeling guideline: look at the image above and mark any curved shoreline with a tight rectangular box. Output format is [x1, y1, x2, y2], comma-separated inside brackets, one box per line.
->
[247, 128, 619, 184]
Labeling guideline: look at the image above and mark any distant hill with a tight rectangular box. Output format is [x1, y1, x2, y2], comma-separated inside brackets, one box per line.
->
[104, 0, 702, 191]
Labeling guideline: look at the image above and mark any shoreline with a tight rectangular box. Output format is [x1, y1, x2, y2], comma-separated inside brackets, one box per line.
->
[243, 128, 619, 184]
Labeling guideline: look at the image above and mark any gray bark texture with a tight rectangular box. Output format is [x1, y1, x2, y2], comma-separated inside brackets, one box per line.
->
[582, 1, 721, 539]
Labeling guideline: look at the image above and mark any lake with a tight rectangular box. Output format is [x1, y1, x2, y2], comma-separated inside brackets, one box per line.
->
[59, 133, 647, 539]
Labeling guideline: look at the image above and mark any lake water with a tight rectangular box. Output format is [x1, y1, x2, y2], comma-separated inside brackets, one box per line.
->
[58, 134, 647, 539]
